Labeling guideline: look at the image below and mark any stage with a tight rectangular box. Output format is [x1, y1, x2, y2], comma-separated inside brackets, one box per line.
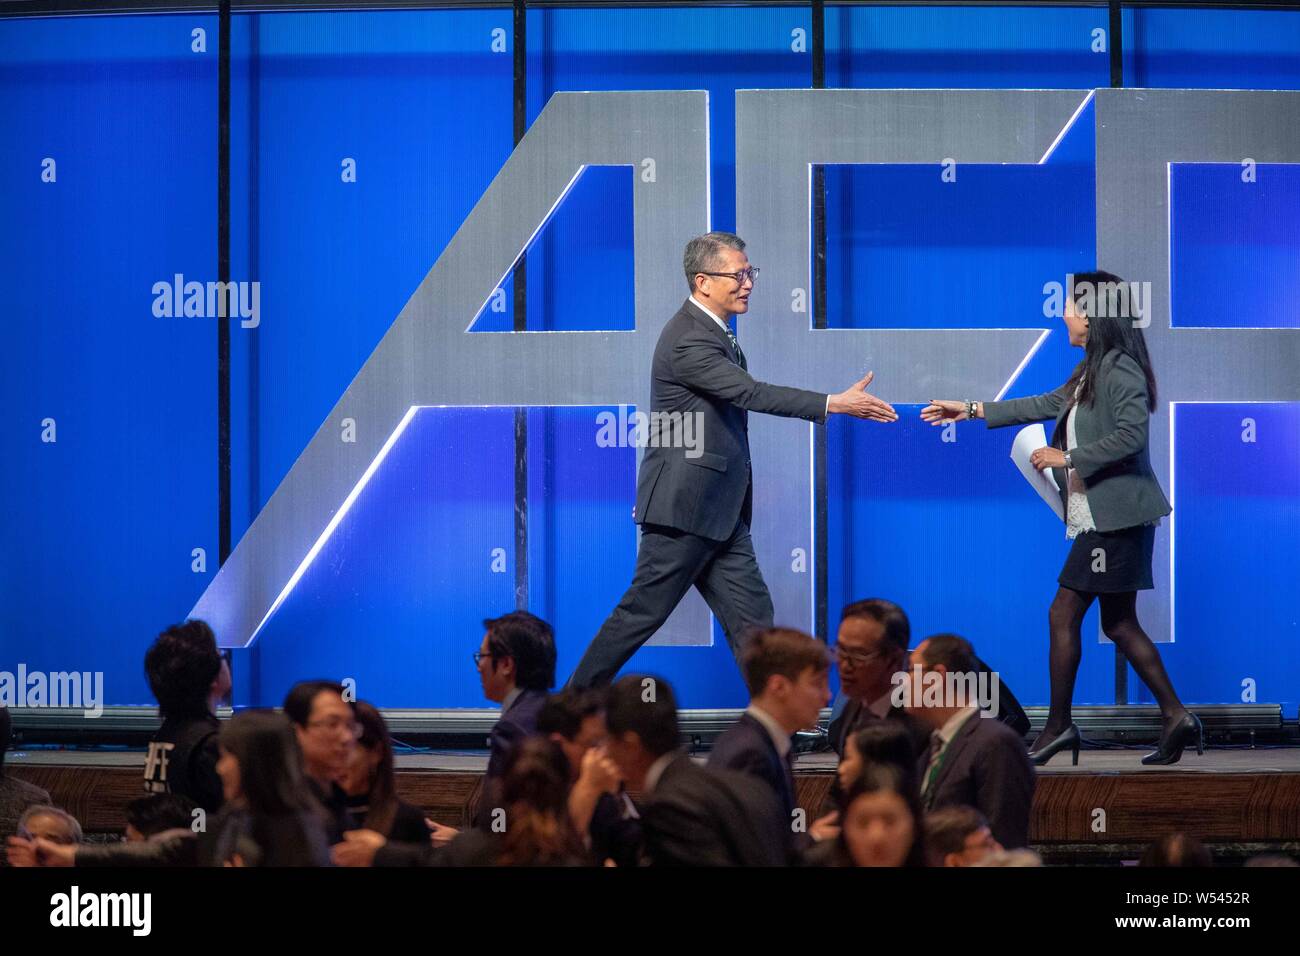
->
[10, 743, 1299, 866]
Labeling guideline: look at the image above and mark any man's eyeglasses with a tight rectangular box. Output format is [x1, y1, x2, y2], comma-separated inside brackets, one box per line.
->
[834, 645, 888, 667]
[472, 651, 495, 668]
[699, 266, 760, 286]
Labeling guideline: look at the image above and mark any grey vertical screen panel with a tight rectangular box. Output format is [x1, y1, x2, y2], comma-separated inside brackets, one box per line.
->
[1096, 89, 1300, 645]
[191, 91, 713, 648]
[735, 89, 1091, 639]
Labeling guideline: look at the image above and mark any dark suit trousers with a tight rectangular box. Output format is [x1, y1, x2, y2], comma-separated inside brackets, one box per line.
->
[570, 520, 775, 688]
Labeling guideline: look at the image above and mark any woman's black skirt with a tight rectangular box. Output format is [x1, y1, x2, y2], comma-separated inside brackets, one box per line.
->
[1058, 523, 1156, 593]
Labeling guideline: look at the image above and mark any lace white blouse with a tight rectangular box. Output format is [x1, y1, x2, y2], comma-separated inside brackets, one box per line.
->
[1063, 389, 1095, 540]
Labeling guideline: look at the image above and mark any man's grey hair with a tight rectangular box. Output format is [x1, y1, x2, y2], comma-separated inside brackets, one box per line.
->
[683, 232, 745, 292]
[18, 804, 84, 843]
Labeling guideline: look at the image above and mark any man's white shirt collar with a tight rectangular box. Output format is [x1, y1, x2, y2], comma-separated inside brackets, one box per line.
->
[936, 706, 979, 746]
[745, 703, 793, 759]
[643, 751, 676, 794]
[688, 294, 729, 332]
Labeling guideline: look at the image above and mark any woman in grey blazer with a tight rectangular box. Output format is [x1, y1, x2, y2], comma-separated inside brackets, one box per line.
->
[922, 271, 1201, 767]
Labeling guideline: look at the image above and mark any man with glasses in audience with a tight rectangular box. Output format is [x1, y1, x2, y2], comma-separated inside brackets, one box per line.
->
[570, 231, 898, 689]
[829, 599, 930, 758]
[283, 680, 360, 843]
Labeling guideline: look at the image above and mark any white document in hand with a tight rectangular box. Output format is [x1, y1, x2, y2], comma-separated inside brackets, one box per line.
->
[1010, 423, 1064, 521]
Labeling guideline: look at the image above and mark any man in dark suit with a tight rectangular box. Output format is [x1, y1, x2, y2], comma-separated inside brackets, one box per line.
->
[570, 232, 897, 688]
[828, 599, 932, 758]
[831, 598, 1029, 759]
[907, 634, 1036, 849]
[468, 611, 555, 831]
[708, 627, 835, 844]
[604, 674, 790, 866]
[536, 688, 641, 868]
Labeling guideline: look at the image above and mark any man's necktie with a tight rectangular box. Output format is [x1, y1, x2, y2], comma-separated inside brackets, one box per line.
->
[921, 731, 945, 804]
[724, 324, 745, 368]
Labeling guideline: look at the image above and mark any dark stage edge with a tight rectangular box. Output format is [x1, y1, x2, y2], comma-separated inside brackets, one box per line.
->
[9, 747, 1300, 865]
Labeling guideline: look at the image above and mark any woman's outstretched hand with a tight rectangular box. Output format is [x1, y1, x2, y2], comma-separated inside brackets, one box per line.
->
[920, 399, 969, 425]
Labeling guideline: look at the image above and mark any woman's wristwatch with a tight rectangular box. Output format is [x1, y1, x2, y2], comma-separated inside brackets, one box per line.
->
[1063, 451, 1073, 469]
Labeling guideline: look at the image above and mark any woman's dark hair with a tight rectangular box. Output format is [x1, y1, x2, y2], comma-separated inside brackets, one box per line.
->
[218, 710, 317, 818]
[352, 700, 399, 836]
[483, 611, 556, 692]
[839, 761, 927, 868]
[497, 737, 589, 866]
[847, 721, 921, 798]
[1065, 270, 1158, 411]
[144, 620, 223, 720]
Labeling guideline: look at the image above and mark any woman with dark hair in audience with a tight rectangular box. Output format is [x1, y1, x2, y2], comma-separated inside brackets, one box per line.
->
[143, 619, 230, 812]
[836, 721, 920, 799]
[341, 701, 431, 844]
[439, 737, 591, 867]
[207, 709, 332, 866]
[806, 763, 926, 868]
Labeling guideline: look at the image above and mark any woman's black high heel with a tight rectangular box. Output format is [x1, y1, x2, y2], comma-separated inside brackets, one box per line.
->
[1141, 712, 1204, 766]
[1028, 723, 1081, 766]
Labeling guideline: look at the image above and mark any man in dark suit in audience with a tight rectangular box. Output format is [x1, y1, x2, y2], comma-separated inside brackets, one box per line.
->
[828, 599, 932, 758]
[468, 611, 556, 831]
[907, 634, 1036, 849]
[708, 627, 836, 843]
[604, 674, 789, 866]
[830, 598, 1030, 758]
[537, 688, 641, 867]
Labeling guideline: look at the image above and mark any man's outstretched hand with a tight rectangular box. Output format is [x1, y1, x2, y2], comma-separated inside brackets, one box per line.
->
[829, 372, 898, 422]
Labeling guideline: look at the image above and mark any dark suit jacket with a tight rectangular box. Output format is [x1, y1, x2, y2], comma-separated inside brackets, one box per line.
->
[634, 298, 828, 541]
[983, 349, 1171, 532]
[471, 687, 548, 829]
[829, 657, 1031, 753]
[828, 697, 931, 759]
[640, 753, 790, 866]
[918, 712, 1036, 850]
[707, 712, 797, 824]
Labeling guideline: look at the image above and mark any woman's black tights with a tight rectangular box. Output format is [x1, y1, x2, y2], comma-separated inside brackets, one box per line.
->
[1030, 587, 1188, 752]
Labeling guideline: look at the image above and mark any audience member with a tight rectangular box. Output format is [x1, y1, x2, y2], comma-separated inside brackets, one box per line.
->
[282, 679, 359, 843]
[907, 634, 1036, 849]
[207, 709, 332, 867]
[342, 701, 432, 844]
[709, 627, 835, 843]
[467, 611, 556, 832]
[806, 763, 925, 867]
[0, 706, 51, 866]
[829, 600, 930, 756]
[142, 620, 229, 812]
[439, 738, 591, 866]
[604, 674, 789, 866]
[536, 688, 639, 867]
[924, 805, 1002, 866]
